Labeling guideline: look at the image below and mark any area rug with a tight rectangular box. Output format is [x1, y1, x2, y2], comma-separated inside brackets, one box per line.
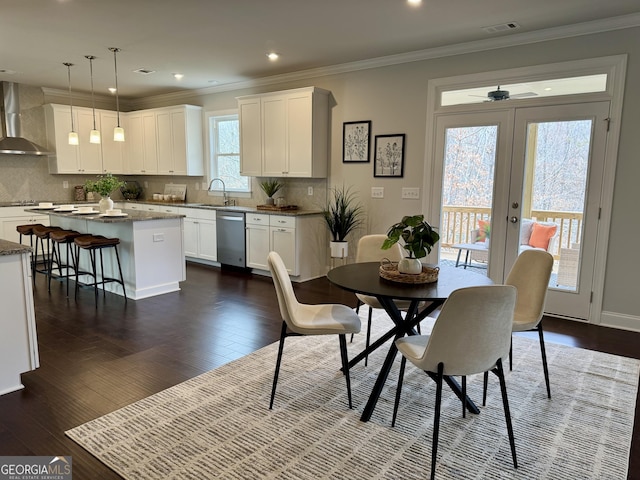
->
[66, 311, 639, 479]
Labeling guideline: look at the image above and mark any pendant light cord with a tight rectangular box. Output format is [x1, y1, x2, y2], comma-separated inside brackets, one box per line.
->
[64, 62, 75, 131]
[87, 55, 97, 130]
[111, 48, 121, 127]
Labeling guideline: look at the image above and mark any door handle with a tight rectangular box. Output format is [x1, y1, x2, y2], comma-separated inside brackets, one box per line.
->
[510, 216, 519, 223]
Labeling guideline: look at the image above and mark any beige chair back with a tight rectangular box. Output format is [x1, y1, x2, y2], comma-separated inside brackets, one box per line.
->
[268, 251, 299, 328]
[356, 234, 403, 263]
[506, 249, 554, 329]
[412, 285, 517, 376]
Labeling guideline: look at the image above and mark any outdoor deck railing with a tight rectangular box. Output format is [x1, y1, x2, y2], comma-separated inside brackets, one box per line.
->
[440, 206, 583, 258]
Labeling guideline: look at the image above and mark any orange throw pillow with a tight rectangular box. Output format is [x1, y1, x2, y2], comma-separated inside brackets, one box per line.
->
[529, 222, 557, 250]
[476, 220, 490, 242]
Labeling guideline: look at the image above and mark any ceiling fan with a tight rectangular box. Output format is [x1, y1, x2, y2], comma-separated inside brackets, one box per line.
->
[468, 86, 538, 102]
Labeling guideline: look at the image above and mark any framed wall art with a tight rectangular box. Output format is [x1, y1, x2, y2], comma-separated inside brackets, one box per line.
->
[374, 134, 405, 177]
[342, 120, 371, 163]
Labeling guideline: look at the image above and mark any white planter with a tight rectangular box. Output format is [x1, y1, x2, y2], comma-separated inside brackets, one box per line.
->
[99, 195, 114, 213]
[330, 241, 349, 258]
[398, 257, 423, 275]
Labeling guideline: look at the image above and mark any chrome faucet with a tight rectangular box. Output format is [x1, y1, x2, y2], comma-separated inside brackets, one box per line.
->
[208, 177, 230, 205]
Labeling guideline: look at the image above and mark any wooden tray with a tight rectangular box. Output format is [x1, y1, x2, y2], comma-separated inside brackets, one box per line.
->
[256, 205, 299, 211]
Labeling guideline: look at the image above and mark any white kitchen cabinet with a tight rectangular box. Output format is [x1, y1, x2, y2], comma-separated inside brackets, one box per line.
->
[99, 111, 125, 174]
[179, 207, 217, 262]
[46, 104, 204, 176]
[46, 104, 102, 174]
[237, 97, 262, 177]
[245, 212, 326, 281]
[76, 108, 103, 173]
[245, 213, 270, 270]
[125, 111, 158, 174]
[0, 250, 39, 395]
[237, 87, 329, 178]
[269, 215, 297, 274]
[0, 207, 50, 247]
[156, 106, 204, 176]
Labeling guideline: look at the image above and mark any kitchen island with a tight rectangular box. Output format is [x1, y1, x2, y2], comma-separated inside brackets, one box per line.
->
[30, 208, 186, 300]
[0, 239, 39, 395]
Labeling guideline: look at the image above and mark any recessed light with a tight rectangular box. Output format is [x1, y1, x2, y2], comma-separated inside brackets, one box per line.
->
[108, 87, 117, 94]
[407, 0, 422, 5]
[173, 73, 184, 80]
[266, 52, 279, 61]
[544, 87, 552, 91]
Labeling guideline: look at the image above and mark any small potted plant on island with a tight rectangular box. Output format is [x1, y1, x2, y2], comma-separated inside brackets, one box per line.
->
[322, 186, 365, 258]
[84, 173, 125, 213]
[259, 179, 284, 206]
[382, 214, 440, 274]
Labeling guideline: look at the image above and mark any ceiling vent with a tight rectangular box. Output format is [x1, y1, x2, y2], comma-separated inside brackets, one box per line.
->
[133, 68, 156, 75]
[482, 22, 521, 34]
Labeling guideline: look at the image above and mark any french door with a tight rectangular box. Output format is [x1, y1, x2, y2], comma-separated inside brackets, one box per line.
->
[433, 102, 609, 320]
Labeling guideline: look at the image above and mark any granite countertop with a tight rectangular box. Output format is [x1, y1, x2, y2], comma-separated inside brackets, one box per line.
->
[25, 208, 184, 223]
[139, 201, 323, 217]
[0, 239, 32, 256]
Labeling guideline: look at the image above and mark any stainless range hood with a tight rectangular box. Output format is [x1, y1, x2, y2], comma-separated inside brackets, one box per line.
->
[0, 82, 52, 156]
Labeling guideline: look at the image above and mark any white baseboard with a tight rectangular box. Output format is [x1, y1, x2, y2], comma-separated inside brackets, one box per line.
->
[599, 311, 640, 333]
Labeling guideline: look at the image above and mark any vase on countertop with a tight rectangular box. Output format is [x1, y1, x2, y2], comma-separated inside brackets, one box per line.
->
[99, 195, 114, 213]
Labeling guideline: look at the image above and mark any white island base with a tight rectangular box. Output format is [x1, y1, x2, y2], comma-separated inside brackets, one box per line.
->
[49, 212, 185, 300]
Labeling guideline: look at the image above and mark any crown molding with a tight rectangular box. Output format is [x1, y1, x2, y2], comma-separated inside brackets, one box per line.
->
[61, 12, 640, 108]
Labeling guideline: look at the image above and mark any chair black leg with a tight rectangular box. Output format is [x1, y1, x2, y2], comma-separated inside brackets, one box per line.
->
[338, 334, 353, 409]
[537, 323, 551, 399]
[509, 336, 513, 371]
[495, 358, 518, 469]
[269, 322, 288, 410]
[431, 362, 444, 480]
[462, 375, 467, 418]
[391, 356, 406, 427]
[351, 300, 363, 343]
[482, 371, 488, 406]
[364, 307, 372, 367]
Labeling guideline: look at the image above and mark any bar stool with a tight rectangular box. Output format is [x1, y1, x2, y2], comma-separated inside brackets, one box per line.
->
[16, 223, 45, 278]
[32, 224, 63, 288]
[74, 234, 127, 306]
[49, 229, 84, 296]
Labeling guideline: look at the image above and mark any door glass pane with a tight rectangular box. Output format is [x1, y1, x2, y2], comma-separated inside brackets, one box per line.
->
[521, 120, 592, 291]
[440, 126, 497, 275]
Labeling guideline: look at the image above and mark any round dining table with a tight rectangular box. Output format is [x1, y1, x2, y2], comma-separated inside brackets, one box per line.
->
[327, 262, 494, 422]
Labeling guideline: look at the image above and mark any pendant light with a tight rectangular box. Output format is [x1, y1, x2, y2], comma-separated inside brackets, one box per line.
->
[109, 47, 125, 142]
[63, 62, 79, 145]
[85, 55, 101, 144]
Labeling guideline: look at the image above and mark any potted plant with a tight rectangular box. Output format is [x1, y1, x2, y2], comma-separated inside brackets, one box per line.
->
[259, 179, 283, 206]
[120, 181, 143, 201]
[322, 186, 365, 258]
[84, 173, 125, 213]
[382, 214, 440, 274]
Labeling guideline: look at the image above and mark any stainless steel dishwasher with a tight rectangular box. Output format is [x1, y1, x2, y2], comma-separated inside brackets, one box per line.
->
[216, 210, 246, 267]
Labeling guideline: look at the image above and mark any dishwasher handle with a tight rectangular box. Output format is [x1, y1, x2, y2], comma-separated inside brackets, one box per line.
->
[218, 215, 244, 222]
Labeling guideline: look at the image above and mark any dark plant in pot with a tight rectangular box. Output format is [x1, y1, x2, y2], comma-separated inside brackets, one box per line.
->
[382, 214, 440, 274]
[322, 185, 365, 258]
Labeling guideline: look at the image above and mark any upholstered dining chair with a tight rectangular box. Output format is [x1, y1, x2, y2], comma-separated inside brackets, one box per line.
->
[392, 285, 518, 480]
[353, 234, 420, 365]
[267, 251, 361, 409]
[505, 249, 555, 398]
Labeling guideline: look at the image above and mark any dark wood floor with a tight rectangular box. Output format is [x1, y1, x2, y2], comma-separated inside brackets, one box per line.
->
[1, 262, 638, 479]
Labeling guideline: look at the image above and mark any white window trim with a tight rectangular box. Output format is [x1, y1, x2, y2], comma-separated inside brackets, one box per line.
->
[205, 108, 251, 198]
